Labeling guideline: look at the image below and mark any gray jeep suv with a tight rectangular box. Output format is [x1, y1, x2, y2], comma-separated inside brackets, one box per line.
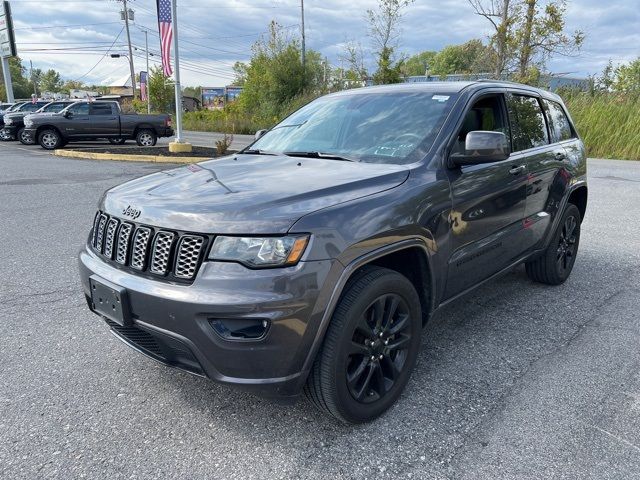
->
[79, 81, 587, 423]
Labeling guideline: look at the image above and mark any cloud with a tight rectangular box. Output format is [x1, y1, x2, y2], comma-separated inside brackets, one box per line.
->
[7, 0, 639, 88]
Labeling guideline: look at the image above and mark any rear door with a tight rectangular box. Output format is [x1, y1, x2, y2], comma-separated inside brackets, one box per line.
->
[444, 90, 529, 298]
[89, 103, 120, 137]
[505, 92, 562, 249]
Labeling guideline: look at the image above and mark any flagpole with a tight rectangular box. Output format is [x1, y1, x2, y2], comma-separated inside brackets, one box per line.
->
[170, 0, 183, 144]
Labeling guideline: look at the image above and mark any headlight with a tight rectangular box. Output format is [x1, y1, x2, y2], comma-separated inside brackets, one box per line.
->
[24, 119, 33, 127]
[208, 235, 309, 268]
[4, 117, 12, 125]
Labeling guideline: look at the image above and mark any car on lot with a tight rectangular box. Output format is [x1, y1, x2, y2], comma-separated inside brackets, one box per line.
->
[79, 81, 587, 423]
[0, 102, 14, 115]
[1, 101, 50, 141]
[24, 100, 174, 150]
[4, 100, 75, 145]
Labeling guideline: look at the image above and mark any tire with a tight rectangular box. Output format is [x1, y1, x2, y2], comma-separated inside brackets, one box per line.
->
[18, 127, 35, 145]
[0, 128, 14, 141]
[525, 203, 581, 285]
[305, 266, 422, 424]
[108, 138, 126, 145]
[136, 129, 157, 147]
[38, 129, 63, 150]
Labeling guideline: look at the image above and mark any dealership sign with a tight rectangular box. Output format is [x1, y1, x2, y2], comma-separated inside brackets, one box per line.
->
[0, 1, 17, 58]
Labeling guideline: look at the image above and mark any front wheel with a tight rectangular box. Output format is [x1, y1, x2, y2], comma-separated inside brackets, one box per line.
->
[18, 127, 35, 145]
[305, 266, 422, 424]
[136, 129, 157, 147]
[38, 129, 63, 150]
[525, 203, 581, 285]
[0, 128, 14, 141]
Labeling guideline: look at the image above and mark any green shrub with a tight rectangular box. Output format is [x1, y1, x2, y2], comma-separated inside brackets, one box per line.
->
[564, 93, 640, 160]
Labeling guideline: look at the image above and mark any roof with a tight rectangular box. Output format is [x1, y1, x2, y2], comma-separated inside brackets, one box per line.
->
[330, 80, 562, 101]
[107, 74, 133, 88]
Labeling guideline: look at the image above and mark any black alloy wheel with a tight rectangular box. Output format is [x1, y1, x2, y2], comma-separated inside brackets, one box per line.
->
[305, 266, 422, 424]
[525, 203, 581, 285]
[347, 293, 412, 403]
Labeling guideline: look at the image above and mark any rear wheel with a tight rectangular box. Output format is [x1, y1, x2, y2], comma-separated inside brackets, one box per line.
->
[108, 138, 126, 145]
[136, 129, 157, 147]
[525, 203, 581, 285]
[38, 129, 63, 150]
[18, 127, 35, 145]
[305, 266, 422, 424]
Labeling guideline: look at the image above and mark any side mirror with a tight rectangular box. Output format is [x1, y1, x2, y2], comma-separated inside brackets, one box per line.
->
[451, 131, 510, 166]
[254, 129, 268, 140]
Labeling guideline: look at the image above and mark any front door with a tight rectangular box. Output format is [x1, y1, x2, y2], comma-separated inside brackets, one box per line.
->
[444, 93, 528, 299]
[61, 103, 91, 138]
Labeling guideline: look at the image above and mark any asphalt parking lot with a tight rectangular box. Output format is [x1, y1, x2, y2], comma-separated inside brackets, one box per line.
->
[1, 140, 639, 479]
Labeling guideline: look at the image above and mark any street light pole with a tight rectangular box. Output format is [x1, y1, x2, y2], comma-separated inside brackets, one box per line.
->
[121, 0, 137, 100]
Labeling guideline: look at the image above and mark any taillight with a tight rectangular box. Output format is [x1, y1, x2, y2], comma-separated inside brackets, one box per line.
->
[166, 118, 172, 127]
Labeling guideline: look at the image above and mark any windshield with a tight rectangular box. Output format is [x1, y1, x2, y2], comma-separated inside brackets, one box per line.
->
[249, 90, 458, 164]
[39, 102, 69, 113]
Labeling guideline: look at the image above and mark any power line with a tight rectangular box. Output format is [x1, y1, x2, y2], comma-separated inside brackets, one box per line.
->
[75, 26, 125, 81]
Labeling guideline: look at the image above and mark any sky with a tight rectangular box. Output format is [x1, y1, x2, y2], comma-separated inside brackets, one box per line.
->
[6, 0, 640, 88]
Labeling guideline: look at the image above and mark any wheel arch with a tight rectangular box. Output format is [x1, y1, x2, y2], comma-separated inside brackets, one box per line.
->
[568, 185, 588, 223]
[298, 238, 436, 386]
[36, 124, 63, 138]
[134, 124, 157, 137]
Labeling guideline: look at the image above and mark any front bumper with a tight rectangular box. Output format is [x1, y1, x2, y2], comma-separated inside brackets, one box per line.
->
[79, 245, 340, 398]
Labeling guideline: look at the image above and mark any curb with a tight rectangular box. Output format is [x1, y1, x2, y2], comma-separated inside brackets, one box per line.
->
[53, 149, 212, 164]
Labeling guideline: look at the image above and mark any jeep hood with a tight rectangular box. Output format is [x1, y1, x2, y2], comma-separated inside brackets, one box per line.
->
[102, 154, 409, 234]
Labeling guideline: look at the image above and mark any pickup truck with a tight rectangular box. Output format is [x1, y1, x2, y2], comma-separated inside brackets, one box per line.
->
[2, 100, 73, 144]
[23, 101, 174, 150]
[1, 101, 50, 141]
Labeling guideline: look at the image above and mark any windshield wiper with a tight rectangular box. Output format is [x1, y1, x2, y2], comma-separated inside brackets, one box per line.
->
[283, 151, 358, 162]
[240, 149, 279, 156]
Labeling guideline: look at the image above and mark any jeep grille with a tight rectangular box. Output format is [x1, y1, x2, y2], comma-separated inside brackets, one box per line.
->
[90, 211, 208, 283]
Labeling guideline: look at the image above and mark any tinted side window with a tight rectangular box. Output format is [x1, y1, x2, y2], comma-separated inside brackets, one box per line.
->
[68, 103, 90, 115]
[507, 95, 549, 151]
[542, 99, 574, 143]
[91, 104, 114, 115]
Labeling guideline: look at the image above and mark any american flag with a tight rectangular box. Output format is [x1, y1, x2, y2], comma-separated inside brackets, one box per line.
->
[156, 0, 173, 77]
[140, 71, 148, 101]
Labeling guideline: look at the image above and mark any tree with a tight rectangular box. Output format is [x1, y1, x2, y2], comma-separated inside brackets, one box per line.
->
[0, 57, 34, 100]
[402, 50, 437, 76]
[613, 58, 640, 94]
[236, 21, 323, 121]
[366, 0, 414, 84]
[340, 41, 368, 82]
[39, 69, 63, 93]
[430, 40, 494, 76]
[467, 0, 516, 76]
[468, 0, 583, 80]
[183, 86, 202, 99]
[514, 0, 584, 82]
[148, 66, 174, 113]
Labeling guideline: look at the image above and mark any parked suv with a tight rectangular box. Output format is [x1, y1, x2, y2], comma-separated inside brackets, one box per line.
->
[79, 81, 587, 423]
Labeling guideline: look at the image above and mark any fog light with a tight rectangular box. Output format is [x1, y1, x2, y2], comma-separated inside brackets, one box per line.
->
[209, 318, 270, 340]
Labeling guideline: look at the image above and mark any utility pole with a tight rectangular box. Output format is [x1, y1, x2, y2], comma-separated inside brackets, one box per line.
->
[30, 60, 37, 98]
[121, 0, 137, 99]
[300, 0, 306, 73]
[144, 29, 150, 113]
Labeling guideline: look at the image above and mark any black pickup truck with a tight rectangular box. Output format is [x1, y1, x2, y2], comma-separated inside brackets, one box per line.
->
[23, 101, 174, 150]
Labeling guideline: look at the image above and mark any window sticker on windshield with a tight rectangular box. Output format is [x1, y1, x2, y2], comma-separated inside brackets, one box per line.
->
[432, 95, 450, 102]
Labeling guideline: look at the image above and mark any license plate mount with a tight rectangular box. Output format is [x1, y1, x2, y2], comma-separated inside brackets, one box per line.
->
[89, 275, 132, 327]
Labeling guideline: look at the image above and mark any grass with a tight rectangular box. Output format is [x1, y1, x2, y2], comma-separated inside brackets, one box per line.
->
[564, 93, 640, 161]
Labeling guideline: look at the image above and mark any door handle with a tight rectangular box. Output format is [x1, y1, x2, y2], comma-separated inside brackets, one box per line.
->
[509, 165, 526, 175]
[554, 151, 567, 161]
